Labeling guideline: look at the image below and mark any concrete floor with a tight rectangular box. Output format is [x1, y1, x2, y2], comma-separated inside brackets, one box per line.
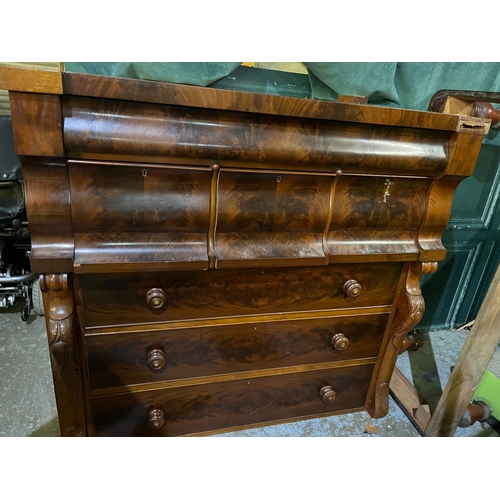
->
[1, 302, 498, 437]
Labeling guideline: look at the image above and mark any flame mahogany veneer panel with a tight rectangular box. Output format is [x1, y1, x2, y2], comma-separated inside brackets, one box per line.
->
[62, 96, 452, 175]
[3, 69, 487, 436]
[86, 313, 389, 390]
[81, 263, 403, 328]
[90, 364, 375, 437]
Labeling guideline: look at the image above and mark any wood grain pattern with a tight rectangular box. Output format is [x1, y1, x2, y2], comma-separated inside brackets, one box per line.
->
[446, 128, 485, 176]
[86, 314, 389, 389]
[81, 263, 403, 328]
[68, 160, 212, 269]
[9, 92, 64, 156]
[62, 96, 452, 175]
[73, 233, 209, 270]
[416, 177, 467, 262]
[217, 169, 332, 232]
[0, 66, 62, 94]
[40, 274, 86, 436]
[21, 157, 74, 273]
[329, 175, 432, 231]
[68, 161, 211, 233]
[365, 261, 437, 418]
[90, 364, 375, 436]
[4, 69, 487, 437]
[324, 175, 433, 260]
[62, 72, 483, 133]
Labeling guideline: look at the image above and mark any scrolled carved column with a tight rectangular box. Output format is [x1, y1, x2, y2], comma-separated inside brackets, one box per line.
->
[366, 261, 438, 418]
[40, 274, 87, 436]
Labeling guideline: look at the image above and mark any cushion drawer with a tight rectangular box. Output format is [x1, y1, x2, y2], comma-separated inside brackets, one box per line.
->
[81, 262, 403, 328]
[86, 313, 389, 390]
[90, 364, 375, 436]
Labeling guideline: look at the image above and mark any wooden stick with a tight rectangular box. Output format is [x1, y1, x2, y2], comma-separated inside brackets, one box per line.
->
[456, 319, 475, 331]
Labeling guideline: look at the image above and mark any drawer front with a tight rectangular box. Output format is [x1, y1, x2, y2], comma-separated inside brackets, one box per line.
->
[81, 262, 403, 328]
[86, 313, 389, 390]
[68, 161, 212, 234]
[90, 364, 375, 436]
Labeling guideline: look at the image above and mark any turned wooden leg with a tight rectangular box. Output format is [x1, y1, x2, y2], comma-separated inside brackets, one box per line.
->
[399, 333, 424, 354]
[458, 401, 492, 428]
[40, 274, 87, 437]
[365, 261, 437, 418]
[472, 102, 500, 129]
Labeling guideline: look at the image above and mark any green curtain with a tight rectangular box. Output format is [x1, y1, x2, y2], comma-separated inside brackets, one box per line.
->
[65, 62, 500, 146]
[64, 62, 241, 87]
[304, 62, 500, 146]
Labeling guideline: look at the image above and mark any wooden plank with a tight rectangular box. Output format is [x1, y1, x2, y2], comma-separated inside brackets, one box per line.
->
[389, 366, 431, 435]
[62, 72, 481, 133]
[425, 263, 500, 436]
[0, 66, 62, 94]
[0, 63, 61, 116]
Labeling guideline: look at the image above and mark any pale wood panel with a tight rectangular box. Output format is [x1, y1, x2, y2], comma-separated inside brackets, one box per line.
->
[0, 62, 61, 115]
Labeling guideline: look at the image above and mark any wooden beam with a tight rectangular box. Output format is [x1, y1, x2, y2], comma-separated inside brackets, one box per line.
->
[425, 263, 500, 436]
[389, 367, 431, 435]
[0, 66, 62, 94]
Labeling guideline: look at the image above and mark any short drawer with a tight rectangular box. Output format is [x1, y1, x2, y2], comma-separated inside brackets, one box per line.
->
[86, 313, 389, 390]
[81, 262, 403, 328]
[90, 364, 375, 436]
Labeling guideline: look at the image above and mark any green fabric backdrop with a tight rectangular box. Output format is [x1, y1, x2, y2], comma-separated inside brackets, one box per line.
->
[64, 62, 500, 146]
[64, 62, 241, 87]
[304, 62, 500, 147]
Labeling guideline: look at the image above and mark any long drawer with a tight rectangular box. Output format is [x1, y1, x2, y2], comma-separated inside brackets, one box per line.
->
[90, 364, 375, 436]
[81, 262, 403, 328]
[86, 313, 389, 390]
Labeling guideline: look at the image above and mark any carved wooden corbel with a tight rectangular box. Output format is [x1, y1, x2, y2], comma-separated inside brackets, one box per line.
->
[40, 274, 86, 436]
[367, 261, 438, 418]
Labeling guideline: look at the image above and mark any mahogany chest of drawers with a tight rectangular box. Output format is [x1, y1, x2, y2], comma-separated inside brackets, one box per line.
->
[1, 67, 488, 436]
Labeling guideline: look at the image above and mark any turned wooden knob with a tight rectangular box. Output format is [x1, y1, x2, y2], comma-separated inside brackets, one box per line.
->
[319, 385, 336, 404]
[147, 348, 166, 371]
[343, 279, 362, 298]
[148, 409, 165, 429]
[146, 288, 167, 309]
[331, 333, 350, 351]
[472, 102, 500, 129]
